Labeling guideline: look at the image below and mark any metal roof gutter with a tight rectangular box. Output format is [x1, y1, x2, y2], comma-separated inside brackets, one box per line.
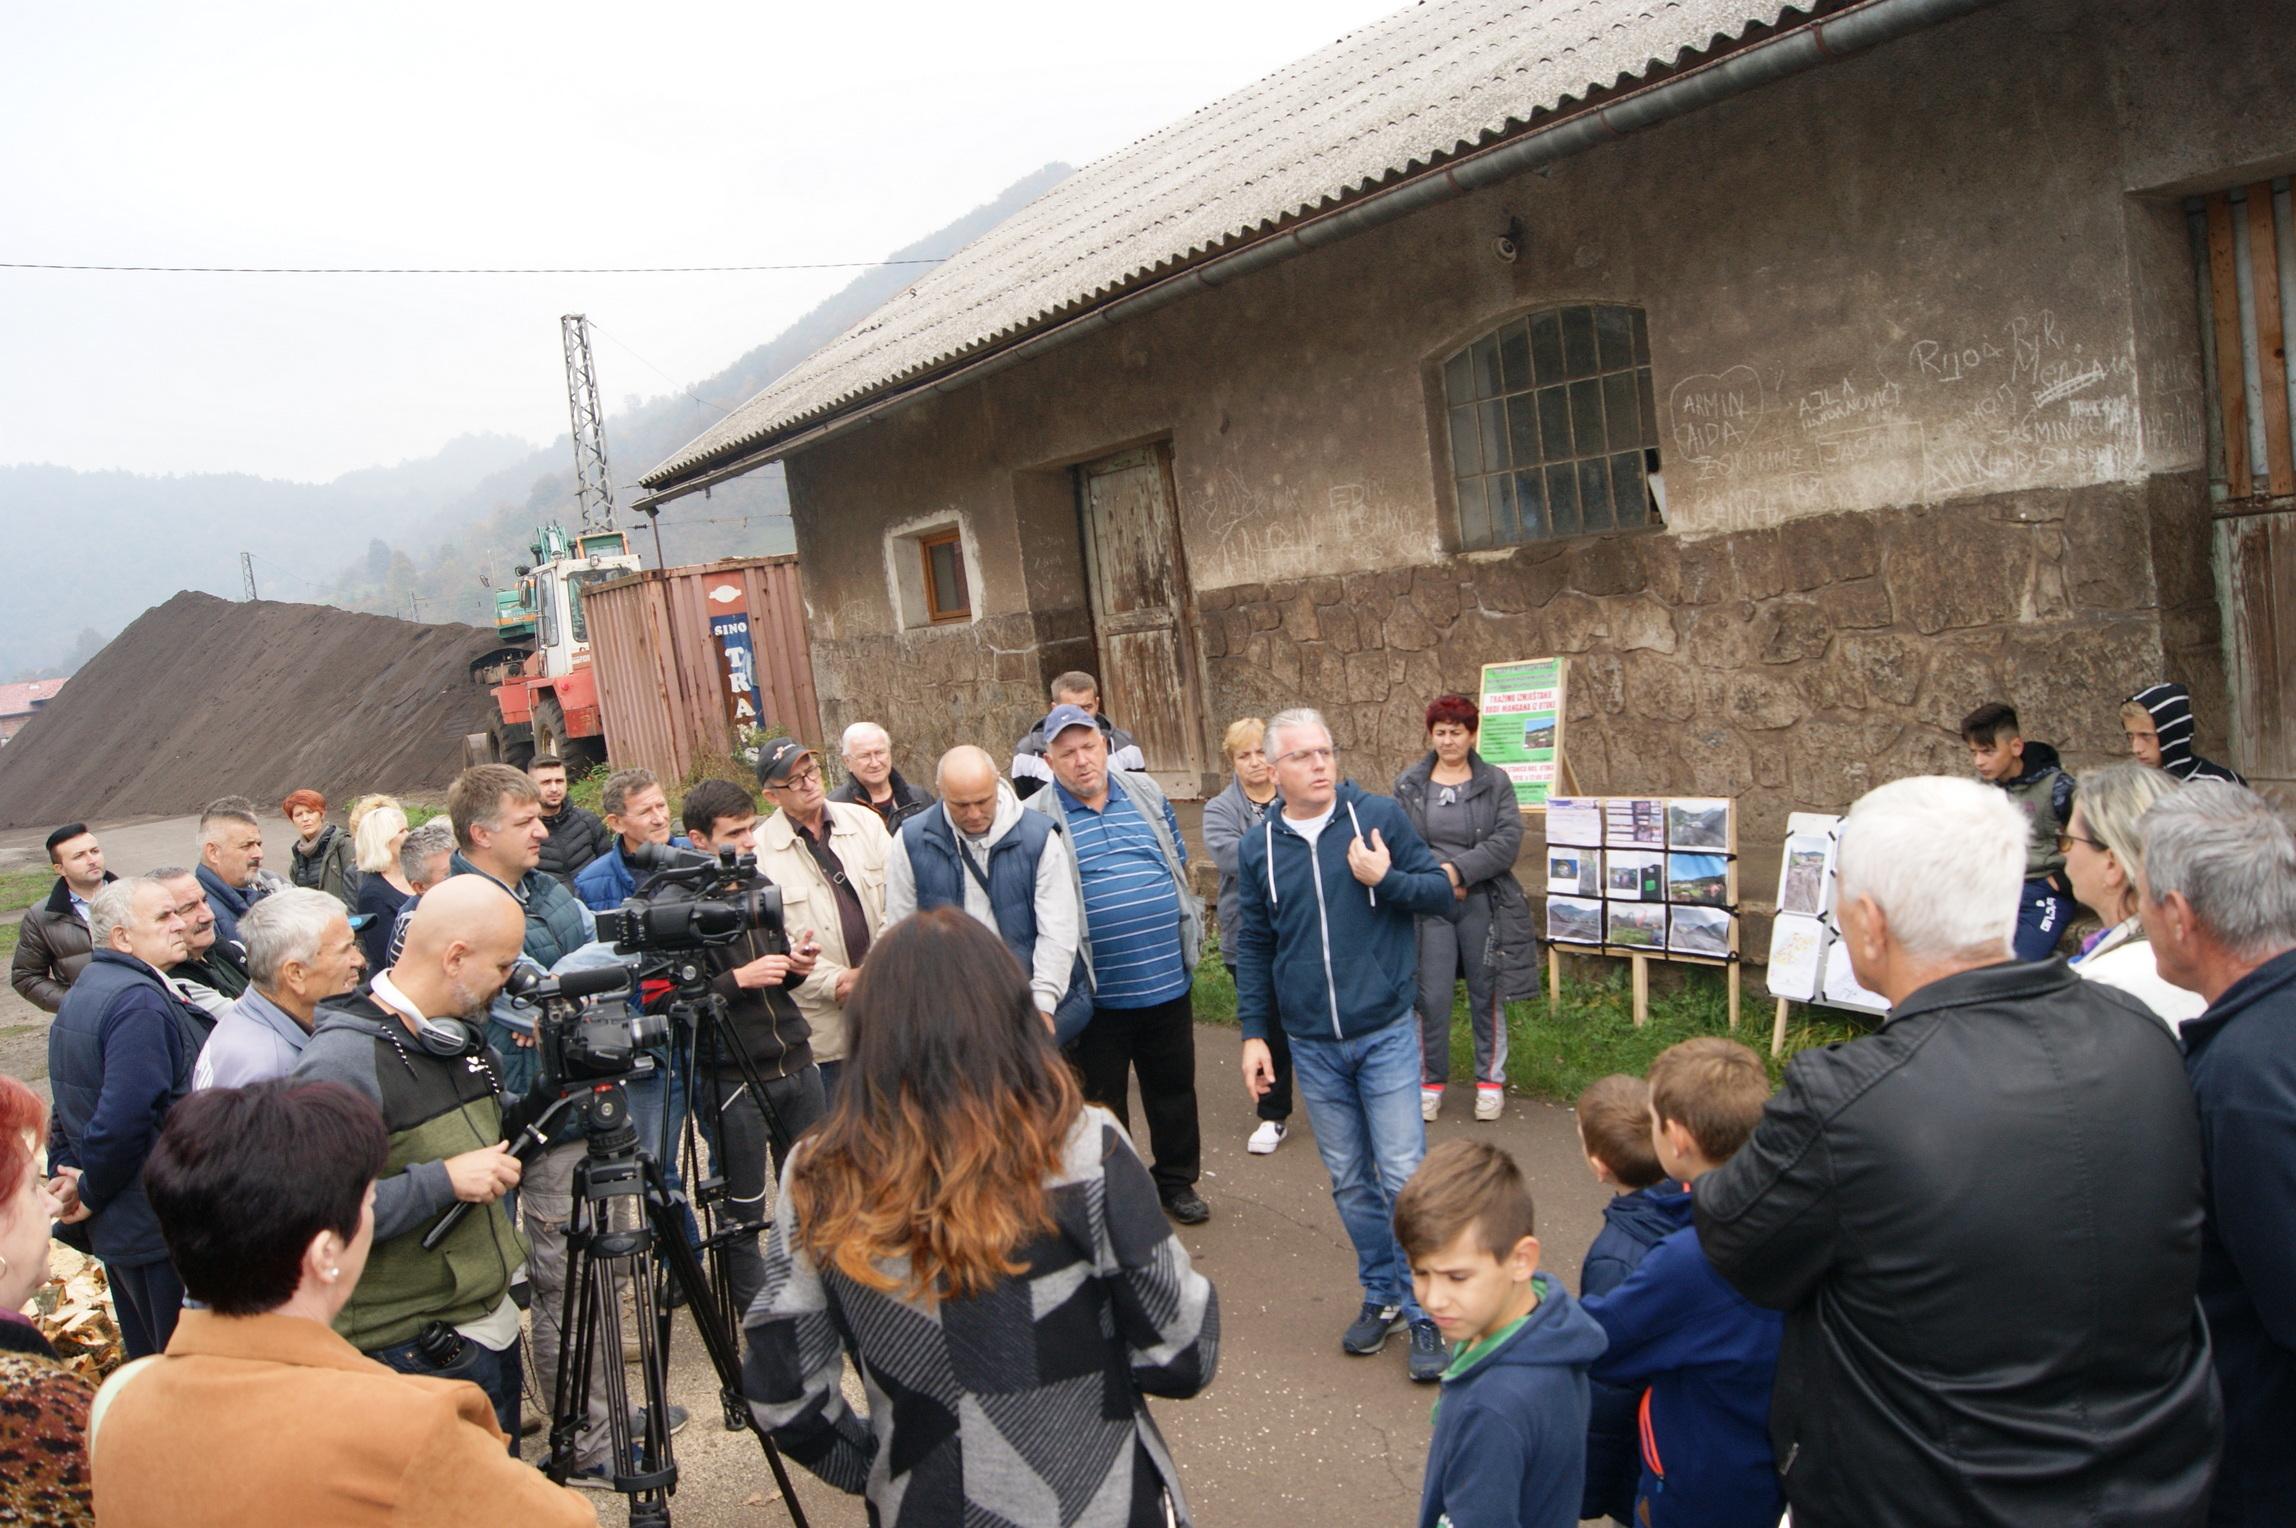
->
[636, 0, 2003, 510]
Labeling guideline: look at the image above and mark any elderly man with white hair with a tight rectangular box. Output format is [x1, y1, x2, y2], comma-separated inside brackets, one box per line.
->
[2141, 780, 2296, 1525]
[193, 887, 367, 1089]
[1696, 776, 2217, 1526]
[829, 720, 933, 832]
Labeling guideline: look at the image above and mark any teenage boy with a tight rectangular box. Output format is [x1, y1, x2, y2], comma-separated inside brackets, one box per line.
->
[1398, 1138, 1608, 1528]
[1580, 1039, 1784, 1528]
[1575, 1074, 1687, 1527]
[2122, 682, 2246, 784]
[1961, 702, 2076, 961]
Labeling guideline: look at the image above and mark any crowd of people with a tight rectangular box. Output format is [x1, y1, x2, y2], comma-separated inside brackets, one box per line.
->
[0, 670, 2289, 1527]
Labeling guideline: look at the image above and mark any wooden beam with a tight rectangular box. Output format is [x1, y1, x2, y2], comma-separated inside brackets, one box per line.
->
[2247, 183, 2295, 498]
[1772, 997, 1792, 1058]
[1630, 953, 1649, 1027]
[2208, 193, 2253, 500]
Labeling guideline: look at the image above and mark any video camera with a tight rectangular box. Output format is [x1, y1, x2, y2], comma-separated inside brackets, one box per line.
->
[503, 961, 662, 1087]
[595, 841, 785, 957]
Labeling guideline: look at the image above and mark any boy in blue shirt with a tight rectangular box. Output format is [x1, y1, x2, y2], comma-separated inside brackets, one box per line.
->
[1575, 1073, 1690, 1525]
[1398, 1138, 1609, 1528]
[1581, 1038, 1784, 1528]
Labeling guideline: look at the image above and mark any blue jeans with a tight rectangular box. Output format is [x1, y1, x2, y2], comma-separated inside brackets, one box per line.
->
[371, 1328, 522, 1450]
[1288, 1016, 1428, 1320]
[2014, 875, 2068, 962]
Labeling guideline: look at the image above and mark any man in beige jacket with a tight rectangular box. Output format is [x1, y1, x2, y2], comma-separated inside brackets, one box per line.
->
[753, 737, 891, 1097]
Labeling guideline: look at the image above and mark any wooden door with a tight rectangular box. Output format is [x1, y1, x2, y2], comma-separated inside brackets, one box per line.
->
[2216, 509, 2296, 791]
[1079, 446, 1207, 793]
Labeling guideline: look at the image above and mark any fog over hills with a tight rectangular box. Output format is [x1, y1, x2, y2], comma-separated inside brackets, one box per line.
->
[1, 163, 1070, 680]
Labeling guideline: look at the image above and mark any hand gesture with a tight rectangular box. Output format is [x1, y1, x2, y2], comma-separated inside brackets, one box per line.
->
[1347, 827, 1391, 888]
[788, 930, 820, 977]
[1241, 1039, 1274, 1099]
[444, 1141, 521, 1204]
[833, 966, 859, 1004]
[47, 1166, 89, 1225]
[733, 953, 793, 990]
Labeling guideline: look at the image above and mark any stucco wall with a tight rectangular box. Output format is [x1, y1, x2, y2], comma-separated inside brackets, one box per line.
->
[777, 0, 2277, 807]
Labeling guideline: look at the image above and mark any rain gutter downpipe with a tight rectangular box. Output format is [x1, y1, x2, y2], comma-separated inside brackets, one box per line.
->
[636, 0, 2003, 511]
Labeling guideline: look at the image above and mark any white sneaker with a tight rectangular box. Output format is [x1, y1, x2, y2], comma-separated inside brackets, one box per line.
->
[1421, 1087, 1443, 1122]
[1247, 1120, 1288, 1155]
[1475, 1086, 1504, 1122]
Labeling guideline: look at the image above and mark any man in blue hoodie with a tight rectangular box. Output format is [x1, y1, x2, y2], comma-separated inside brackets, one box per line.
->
[1235, 706, 1457, 1381]
[1581, 1039, 1784, 1528]
[1399, 1138, 1607, 1528]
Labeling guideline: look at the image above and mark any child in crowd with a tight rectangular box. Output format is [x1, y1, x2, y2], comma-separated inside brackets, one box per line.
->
[1961, 701, 2077, 960]
[1575, 1074, 1690, 1526]
[1580, 1039, 1784, 1528]
[2122, 682, 2247, 784]
[1399, 1139, 1608, 1528]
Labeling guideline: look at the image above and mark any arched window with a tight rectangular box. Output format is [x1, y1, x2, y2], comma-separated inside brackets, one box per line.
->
[1441, 304, 1662, 548]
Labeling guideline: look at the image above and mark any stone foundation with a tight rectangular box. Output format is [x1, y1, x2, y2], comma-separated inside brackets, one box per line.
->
[808, 606, 1097, 772]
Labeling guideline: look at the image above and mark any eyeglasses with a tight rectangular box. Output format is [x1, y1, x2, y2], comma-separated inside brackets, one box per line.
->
[1274, 747, 1335, 766]
[771, 768, 822, 791]
[2056, 832, 2109, 855]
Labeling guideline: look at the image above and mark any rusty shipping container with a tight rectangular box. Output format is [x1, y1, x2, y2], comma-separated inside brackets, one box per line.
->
[583, 555, 822, 783]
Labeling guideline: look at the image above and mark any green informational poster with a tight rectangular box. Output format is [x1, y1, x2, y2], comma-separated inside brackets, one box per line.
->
[1476, 657, 1567, 812]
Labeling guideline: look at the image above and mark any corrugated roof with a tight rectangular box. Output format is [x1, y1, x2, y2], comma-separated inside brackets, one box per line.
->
[0, 679, 65, 718]
[644, 0, 1813, 488]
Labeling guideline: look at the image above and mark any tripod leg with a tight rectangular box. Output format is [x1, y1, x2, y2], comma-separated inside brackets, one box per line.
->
[645, 1157, 813, 1528]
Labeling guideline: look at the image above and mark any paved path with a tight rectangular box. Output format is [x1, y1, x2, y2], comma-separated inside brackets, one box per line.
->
[4, 812, 1619, 1526]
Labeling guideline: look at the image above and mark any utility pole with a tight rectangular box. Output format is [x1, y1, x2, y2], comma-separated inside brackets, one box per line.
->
[561, 315, 617, 533]
[240, 551, 259, 601]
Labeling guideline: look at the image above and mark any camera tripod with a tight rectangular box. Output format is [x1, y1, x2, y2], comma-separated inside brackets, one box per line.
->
[548, 1067, 811, 1528]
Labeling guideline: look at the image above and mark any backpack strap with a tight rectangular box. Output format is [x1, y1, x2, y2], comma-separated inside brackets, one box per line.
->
[87, 1353, 164, 1452]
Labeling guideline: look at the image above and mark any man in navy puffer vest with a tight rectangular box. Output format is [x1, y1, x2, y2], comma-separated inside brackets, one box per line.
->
[882, 745, 1089, 1039]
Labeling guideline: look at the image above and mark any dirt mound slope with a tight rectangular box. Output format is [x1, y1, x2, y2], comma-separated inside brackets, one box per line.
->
[0, 592, 499, 829]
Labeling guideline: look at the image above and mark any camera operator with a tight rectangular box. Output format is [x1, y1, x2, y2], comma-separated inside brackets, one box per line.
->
[286, 877, 529, 1444]
[677, 779, 824, 1316]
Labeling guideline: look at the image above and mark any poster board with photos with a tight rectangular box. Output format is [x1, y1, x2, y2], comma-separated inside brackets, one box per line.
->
[1765, 811, 1889, 1018]
[1540, 794, 1740, 968]
[1476, 658, 1568, 812]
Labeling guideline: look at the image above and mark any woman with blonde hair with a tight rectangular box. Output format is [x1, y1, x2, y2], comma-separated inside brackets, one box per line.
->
[744, 907, 1220, 1525]
[349, 803, 412, 972]
[2063, 760, 2200, 1027]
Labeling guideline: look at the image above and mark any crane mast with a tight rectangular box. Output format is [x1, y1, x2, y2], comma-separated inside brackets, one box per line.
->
[561, 313, 617, 533]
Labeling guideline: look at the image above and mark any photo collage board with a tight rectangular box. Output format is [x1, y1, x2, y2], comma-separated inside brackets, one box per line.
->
[1543, 795, 1738, 962]
[1763, 811, 1889, 1016]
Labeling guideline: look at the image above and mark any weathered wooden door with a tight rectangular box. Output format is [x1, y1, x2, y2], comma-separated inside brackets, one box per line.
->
[1078, 446, 1207, 794]
[2216, 511, 2296, 790]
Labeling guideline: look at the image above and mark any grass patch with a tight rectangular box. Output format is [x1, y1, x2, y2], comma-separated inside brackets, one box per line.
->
[1191, 932, 1873, 1102]
[0, 922, 17, 961]
[0, 866, 52, 912]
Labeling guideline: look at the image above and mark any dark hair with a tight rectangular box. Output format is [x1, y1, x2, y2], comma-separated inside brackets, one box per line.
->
[1425, 693, 1479, 732]
[1575, 1074, 1665, 1188]
[791, 908, 1082, 1299]
[1647, 1037, 1772, 1164]
[446, 764, 541, 850]
[1394, 1138, 1536, 1261]
[681, 778, 756, 838]
[44, 823, 91, 859]
[529, 754, 566, 773]
[1960, 702, 2021, 746]
[145, 1080, 389, 1316]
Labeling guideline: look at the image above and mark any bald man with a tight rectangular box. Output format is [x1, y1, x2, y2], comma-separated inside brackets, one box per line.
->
[882, 744, 1089, 1038]
[291, 875, 531, 1441]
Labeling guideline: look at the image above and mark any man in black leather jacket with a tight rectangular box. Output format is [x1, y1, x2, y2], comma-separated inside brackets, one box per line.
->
[1696, 775, 2218, 1527]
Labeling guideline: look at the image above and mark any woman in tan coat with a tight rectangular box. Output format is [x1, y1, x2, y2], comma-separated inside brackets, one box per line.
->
[90, 1079, 593, 1528]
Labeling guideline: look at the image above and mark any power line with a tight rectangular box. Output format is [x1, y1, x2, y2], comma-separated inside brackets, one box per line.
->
[587, 319, 745, 420]
[0, 257, 946, 276]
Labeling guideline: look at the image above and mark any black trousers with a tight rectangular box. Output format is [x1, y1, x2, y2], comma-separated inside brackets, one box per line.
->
[108, 1257, 184, 1360]
[1226, 963, 1294, 1123]
[696, 1063, 826, 1320]
[1066, 991, 1201, 1198]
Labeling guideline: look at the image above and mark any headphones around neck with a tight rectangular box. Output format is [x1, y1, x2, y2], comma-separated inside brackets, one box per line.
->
[407, 1014, 482, 1058]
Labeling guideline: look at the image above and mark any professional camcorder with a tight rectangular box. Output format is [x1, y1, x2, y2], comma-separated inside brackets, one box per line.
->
[502, 961, 662, 1086]
[595, 841, 785, 956]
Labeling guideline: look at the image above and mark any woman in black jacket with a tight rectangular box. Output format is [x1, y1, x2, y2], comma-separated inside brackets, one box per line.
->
[1394, 694, 1538, 1123]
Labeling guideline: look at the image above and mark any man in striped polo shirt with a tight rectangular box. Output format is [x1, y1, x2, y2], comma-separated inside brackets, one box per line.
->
[1026, 704, 1211, 1224]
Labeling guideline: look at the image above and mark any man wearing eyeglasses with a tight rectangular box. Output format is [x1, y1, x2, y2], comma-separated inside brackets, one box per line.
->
[754, 737, 892, 1100]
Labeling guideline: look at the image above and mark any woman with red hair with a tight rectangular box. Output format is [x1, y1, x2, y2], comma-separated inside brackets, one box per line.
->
[281, 790, 358, 913]
[744, 908, 1220, 1524]
[0, 1074, 93, 1524]
[1394, 693, 1539, 1122]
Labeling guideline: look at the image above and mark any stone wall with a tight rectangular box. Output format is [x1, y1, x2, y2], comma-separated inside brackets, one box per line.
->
[1199, 480, 2213, 917]
[808, 607, 1096, 771]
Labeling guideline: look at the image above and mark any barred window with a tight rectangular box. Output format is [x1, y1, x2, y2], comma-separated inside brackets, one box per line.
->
[1441, 304, 1662, 548]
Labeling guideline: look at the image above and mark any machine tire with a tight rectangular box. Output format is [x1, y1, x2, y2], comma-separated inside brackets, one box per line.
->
[531, 696, 569, 767]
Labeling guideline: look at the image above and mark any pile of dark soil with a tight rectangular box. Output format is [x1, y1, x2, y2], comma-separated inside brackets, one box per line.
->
[0, 592, 498, 829]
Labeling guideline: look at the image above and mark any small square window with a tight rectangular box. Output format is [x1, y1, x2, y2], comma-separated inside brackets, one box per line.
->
[920, 530, 969, 623]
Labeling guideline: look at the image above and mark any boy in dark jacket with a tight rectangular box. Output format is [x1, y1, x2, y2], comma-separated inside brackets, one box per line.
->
[1581, 1039, 1783, 1528]
[1962, 702, 2076, 961]
[1574, 1074, 1688, 1525]
[1399, 1139, 1608, 1528]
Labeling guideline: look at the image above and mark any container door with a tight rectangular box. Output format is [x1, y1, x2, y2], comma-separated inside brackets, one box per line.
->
[1078, 446, 1207, 796]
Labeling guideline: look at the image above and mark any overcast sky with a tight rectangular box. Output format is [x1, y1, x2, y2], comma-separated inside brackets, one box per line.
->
[0, 1, 1401, 484]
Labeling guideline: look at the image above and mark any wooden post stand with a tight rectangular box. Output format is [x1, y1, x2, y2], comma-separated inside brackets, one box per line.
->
[1555, 947, 1740, 1030]
[1772, 996, 1792, 1058]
